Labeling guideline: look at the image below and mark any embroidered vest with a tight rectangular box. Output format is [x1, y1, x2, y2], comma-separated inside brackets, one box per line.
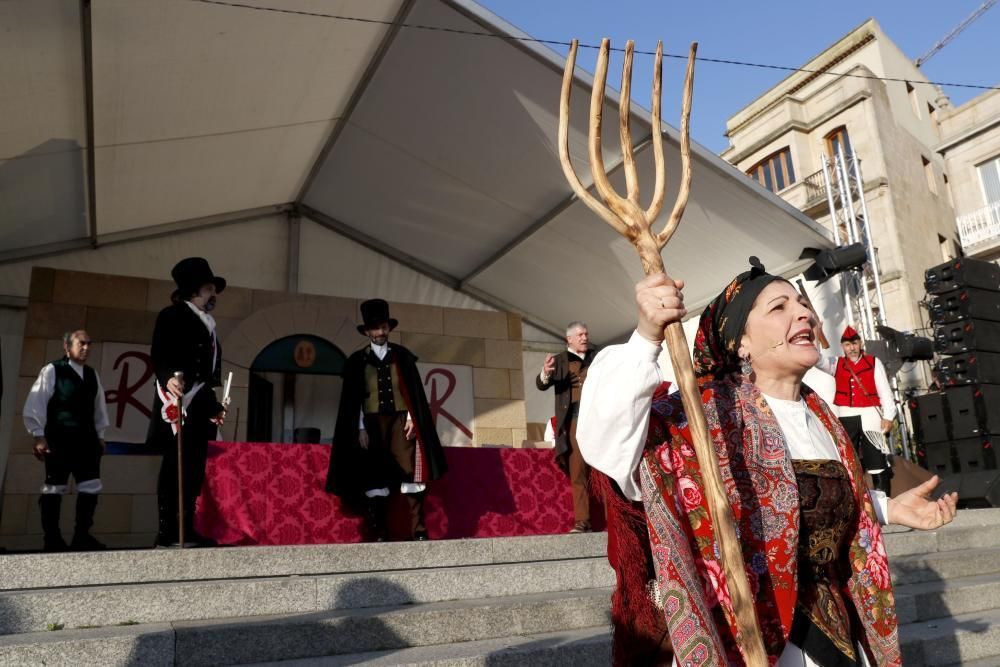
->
[363, 351, 406, 415]
[834, 355, 880, 408]
[567, 352, 591, 404]
[45, 358, 98, 437]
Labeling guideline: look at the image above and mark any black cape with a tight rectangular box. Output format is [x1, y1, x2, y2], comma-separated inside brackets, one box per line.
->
[325, 344, 447, 497]
[145, 302, 224, 451]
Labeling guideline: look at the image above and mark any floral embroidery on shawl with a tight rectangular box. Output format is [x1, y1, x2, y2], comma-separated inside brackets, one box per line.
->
[639, 375, 900, 666]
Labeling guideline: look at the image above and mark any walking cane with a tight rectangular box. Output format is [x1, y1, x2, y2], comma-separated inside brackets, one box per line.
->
[174, 371, 186, 549]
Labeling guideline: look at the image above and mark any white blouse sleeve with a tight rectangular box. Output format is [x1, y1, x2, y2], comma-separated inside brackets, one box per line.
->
[23, 364, 56, 437]
[577, 330, 664, 502]
[872, 358, 897, 421]
[869, 489, 889, 525]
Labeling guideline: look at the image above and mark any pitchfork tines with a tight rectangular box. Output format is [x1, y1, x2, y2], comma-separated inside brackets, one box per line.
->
[557, 38, 696, 275]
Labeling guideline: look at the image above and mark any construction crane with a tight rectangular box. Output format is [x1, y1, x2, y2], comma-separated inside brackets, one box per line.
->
[915, 0, 997, 67]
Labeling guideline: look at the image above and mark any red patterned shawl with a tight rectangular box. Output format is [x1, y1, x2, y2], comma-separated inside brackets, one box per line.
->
[638, 374, 900, 666]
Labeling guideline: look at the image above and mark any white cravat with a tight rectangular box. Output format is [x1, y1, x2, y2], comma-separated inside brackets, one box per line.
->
[371, 341, 388, 360]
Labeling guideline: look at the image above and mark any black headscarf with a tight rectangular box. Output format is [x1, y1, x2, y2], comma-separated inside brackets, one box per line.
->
[692, 256, 785, 378]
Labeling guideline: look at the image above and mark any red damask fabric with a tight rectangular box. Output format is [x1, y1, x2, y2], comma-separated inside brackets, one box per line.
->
[195, 442, 604, 544]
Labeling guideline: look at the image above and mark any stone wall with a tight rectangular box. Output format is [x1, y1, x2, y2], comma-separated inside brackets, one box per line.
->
[1, 267, 527, 550]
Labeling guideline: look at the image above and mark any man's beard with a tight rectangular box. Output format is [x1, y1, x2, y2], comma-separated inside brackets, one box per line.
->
[371, 335, 388, 345]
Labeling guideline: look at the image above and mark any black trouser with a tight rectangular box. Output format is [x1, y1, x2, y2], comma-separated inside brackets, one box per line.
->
[363, 411, 425, 537]
[156, 413, 214, 540]
[42, 430, 103, 492]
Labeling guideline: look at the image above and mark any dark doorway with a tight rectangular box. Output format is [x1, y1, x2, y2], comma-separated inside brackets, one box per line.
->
[248, 334, 347, 444]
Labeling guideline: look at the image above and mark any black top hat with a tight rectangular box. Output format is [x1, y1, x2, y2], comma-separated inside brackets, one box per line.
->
[171, 257, 227, 298]
[357, 299, 398, 335]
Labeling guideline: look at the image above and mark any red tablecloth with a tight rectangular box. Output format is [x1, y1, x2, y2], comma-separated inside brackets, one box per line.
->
[196, 442, 604, 545]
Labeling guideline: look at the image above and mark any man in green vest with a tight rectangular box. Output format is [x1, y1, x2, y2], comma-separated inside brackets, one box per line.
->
[23, 329, 110, 551]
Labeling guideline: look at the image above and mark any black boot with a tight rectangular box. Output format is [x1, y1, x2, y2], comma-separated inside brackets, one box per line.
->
[407, 492, 428, 541]
[184, 506, 217, 548]
[71, 494, 106, 551]
[155, 494, 180, 547]
[39, 495, 68, 552]
[366, 496, 389, 542]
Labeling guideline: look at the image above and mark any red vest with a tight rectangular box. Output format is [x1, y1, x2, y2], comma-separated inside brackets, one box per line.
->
[834, 355, 881, 408]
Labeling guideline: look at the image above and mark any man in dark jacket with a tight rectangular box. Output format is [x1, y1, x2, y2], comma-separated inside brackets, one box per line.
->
[326, 299, 447, 541]
[146, 257, 227, 547]
[536, 321, 596, 533]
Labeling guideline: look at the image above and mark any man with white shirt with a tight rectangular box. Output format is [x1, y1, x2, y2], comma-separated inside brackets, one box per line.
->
[536, 321, 597, 533]
[815, 326, 897, 493]
[146, 257, 227, 547]
[24, 329, 110, 551]
[326, 299, 447, 542]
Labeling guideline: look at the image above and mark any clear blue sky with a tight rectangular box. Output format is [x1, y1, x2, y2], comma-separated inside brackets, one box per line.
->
[477, 1, 1000, 153]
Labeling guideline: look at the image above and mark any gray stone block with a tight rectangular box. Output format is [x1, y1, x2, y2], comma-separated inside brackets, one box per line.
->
[900, 607, 1000, 666]
[0, 533, 606, 591]
[172, 589, 612, 666]
[0, 623, 174, 667]
[0, 576, 317, 634]
[891, 545, 1000, 585]
[894, 572, 1000, 624]
[245, 626, 612, 666]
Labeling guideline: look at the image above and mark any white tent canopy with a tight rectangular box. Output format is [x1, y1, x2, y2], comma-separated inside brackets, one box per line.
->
[0, 0, 832, 344]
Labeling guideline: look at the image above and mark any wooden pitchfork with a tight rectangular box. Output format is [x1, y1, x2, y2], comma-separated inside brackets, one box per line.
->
[558, 39, 767, 665]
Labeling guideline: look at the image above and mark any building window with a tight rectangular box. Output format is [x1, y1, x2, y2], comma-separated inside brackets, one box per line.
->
[825, 126, 852, 159]
[746, 147, 796, 193]
[906, 81, 920, 117]
[979, 156, 1000, 206]
[943, 173, 953, 208]
[923, 156, 937, 195]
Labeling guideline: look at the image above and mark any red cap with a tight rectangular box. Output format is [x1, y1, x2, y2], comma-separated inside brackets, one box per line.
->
[841, 325, 860, 341]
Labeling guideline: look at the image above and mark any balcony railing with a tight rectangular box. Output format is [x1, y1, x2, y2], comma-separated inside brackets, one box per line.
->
[802, 168, 830, 207]
[957, 200, 1000, 248]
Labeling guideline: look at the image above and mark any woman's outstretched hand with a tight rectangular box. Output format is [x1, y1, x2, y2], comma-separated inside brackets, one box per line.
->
[887, 475, 959, 531]
[636, 273, 686, 343]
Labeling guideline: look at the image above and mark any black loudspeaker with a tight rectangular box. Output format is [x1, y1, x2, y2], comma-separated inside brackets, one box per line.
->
[909, 392, 950, 443]
[922, 440, 954, 476]
[929, 288, 1000, 324]
[924, 257, 1000, 295]
[935, 319, 1000, 354]
[945, 385, 1000, 438]
[936, 471, 1000, 508]
[939, 352, 1000, 385]
[952, 436, 999, 472]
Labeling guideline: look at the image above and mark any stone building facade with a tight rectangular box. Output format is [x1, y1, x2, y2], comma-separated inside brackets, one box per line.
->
[938, 88, 1000, 261]
[721, 19, 961, 341]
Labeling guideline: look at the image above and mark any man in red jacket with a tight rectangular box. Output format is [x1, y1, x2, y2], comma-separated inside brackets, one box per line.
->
[816, 325, 897, 492]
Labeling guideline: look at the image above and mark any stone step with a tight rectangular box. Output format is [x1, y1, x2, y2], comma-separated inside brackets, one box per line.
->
[246, 625, 611, 666]
[884, 521, 1000, 558]
[0, 557, 614, 635]
[0, 532, 608, 591]
[2, 508, 997, 592]
[900, 606, 1000, 666]
[894, 571, 1000, 625]
[0, 588, 612, 667]
[891, 545, 1000, 586]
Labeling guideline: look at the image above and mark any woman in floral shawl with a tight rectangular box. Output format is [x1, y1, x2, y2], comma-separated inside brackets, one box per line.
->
[577, 259, 958, 666]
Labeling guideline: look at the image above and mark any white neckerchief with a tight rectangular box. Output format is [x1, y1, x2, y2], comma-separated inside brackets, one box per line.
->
[67, 359, 85, 379]
[371, 341, 389, 361]
[186, 301, 217, 335]
[761, 392, 841, 461]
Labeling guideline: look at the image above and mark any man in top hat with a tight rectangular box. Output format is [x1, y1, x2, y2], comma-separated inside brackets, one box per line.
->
[146, 257, 227, 547]
[326, 299, 447, 541]
[816, 325, 897, 493]
[536, 321, 597, 533]
[24, 329, 110, 551]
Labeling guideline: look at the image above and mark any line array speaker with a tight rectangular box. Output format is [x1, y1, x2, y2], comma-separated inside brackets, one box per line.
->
[925, 257, 1000, 295]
